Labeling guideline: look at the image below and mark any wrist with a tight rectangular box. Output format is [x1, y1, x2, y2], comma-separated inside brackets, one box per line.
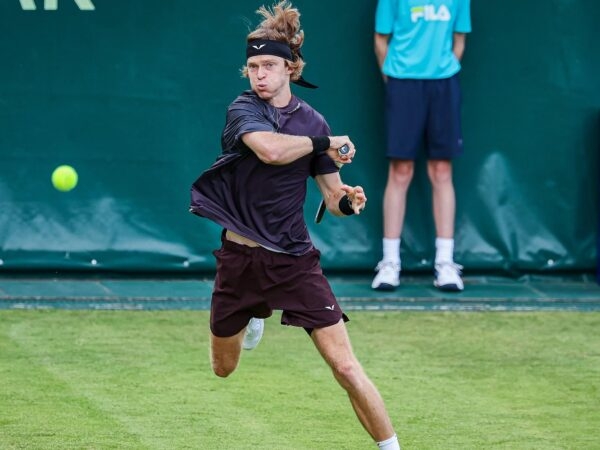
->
[310, 136, 330, 154]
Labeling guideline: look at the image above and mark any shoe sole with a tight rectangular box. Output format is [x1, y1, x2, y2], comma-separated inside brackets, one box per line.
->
[243, 339, 261, 350]
[434, 283, 463, 292]
[372, 283, 398, 291]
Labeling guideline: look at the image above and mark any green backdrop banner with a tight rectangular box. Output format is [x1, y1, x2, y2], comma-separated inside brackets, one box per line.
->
[0, 0, 598, 273]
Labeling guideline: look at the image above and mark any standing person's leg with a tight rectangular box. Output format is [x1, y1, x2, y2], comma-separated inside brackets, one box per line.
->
[427, 159, 455, 240]
[384, 160, 414, 240]
[372, 160, 414, 290]
[311, 320, 400, 449]
[373, 78, 426, 291]
[426, 74, 464, 291]
[427, 159, 463, 290]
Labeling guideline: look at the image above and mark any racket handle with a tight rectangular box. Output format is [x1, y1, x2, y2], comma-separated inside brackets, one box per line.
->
[315, 199, 327, 223]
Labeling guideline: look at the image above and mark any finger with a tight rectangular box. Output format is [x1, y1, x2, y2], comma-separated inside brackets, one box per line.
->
[340, 184, 353, 194]
[353, 202, 365, 214]
[349, 188, 364, 200]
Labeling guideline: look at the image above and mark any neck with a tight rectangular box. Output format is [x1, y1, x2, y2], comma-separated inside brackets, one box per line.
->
[269, 87, 292, 108]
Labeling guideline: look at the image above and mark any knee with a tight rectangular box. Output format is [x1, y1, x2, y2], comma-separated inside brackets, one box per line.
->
[428, 161, 453, 185]
[211, 357, 238, 378]
[388, 161, 414, 187]
[331, 359, 365, 390]
[212, 364, 235, 378]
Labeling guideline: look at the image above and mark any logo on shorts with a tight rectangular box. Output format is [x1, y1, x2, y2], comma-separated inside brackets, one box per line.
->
[411, 5, 451, 23]
[325, 305, 335, 311]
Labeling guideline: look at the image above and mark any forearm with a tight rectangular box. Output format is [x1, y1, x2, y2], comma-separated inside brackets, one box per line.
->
[242, 131, 313, 165]
[453, 33, 466, 61]
[374, 33, 389, 71]
[242, 131, 353, 166]
[325, 187, 348, 217]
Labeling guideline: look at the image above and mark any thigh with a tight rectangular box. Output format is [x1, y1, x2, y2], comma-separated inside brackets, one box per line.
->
[210, 328, 246, 372]
[310, 319, 355, 367]
[385, 77, 427, 160]
[265, 248, 347, 330]
[426, 74, 463, 159]
[210, 240, 272, 338]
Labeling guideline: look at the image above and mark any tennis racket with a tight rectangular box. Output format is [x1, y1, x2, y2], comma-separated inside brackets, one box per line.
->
[314, 144, 350, 224]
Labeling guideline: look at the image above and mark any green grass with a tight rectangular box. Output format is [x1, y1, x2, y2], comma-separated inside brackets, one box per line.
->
[0, 311, 599, 449]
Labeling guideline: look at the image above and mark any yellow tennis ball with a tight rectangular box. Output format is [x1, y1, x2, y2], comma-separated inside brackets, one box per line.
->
[51, 165, 78, 192]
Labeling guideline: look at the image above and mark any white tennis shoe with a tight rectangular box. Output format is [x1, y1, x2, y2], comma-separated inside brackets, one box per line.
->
[371, 260, 401, 291]
[434, 262, 464, 292]
[242, 318, 264, 350]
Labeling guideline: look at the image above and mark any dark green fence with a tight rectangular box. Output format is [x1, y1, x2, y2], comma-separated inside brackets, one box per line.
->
[0, 0, 598, 273]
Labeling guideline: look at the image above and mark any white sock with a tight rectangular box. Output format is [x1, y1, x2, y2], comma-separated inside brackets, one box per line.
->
[377, 434, 400, 450]
[435, 237, 454, 264]
[382, 238, 401, 266]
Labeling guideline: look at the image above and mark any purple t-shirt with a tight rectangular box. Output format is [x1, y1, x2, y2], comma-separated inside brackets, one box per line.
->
[190, 90, 338, 255]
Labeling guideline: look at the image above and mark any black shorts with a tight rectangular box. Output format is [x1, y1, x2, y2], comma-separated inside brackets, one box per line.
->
[210, 236, 348, 337]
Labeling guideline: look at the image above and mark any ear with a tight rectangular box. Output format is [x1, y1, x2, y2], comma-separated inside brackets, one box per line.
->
[285, 62, 294, 76]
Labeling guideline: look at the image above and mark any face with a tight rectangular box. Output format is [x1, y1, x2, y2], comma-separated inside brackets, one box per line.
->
[246, 55, 293, 106]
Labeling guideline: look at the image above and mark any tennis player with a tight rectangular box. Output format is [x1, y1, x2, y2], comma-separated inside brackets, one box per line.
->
[189, 2, 400, 449]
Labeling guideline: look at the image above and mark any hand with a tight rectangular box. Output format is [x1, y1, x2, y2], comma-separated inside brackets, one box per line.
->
[341, 184, 366, 215]
[327, 136, 356, 166]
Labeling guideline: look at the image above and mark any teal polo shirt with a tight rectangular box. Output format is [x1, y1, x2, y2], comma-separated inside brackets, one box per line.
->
[375, 0, 472, 79]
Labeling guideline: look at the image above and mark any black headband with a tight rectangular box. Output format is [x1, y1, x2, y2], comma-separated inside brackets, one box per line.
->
[246, 39, 318, 89]
[246, 39, 293, 60]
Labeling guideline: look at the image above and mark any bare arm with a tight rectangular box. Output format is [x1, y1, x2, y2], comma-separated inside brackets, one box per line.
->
[374, 33, 390, 81]
[241, 131, 356, 166]
[315, 172, 367, 217]
[453, 32, 467, 61]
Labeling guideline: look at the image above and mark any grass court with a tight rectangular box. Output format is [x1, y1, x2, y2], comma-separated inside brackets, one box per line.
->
[1, 310, 599, 449]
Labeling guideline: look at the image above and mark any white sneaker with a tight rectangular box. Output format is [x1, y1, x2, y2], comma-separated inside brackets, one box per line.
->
[371, 261, 401, 291]
[434, 262, 464, 292]
[242, 318, 264, 350]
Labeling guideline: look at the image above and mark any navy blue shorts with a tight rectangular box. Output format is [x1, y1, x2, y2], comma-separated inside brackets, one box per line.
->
[385, 74, 464, 160]
[210, 234, 348, 337]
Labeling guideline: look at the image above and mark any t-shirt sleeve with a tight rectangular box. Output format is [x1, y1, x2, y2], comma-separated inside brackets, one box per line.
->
[454, 0, 472, 33]
[221, 98, 276, 151]
[375, 0, 396, 34]
[311, 153, 338, 178]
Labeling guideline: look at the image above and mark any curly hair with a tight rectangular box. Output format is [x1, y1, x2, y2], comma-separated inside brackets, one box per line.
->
[241, 1, 306, 81]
